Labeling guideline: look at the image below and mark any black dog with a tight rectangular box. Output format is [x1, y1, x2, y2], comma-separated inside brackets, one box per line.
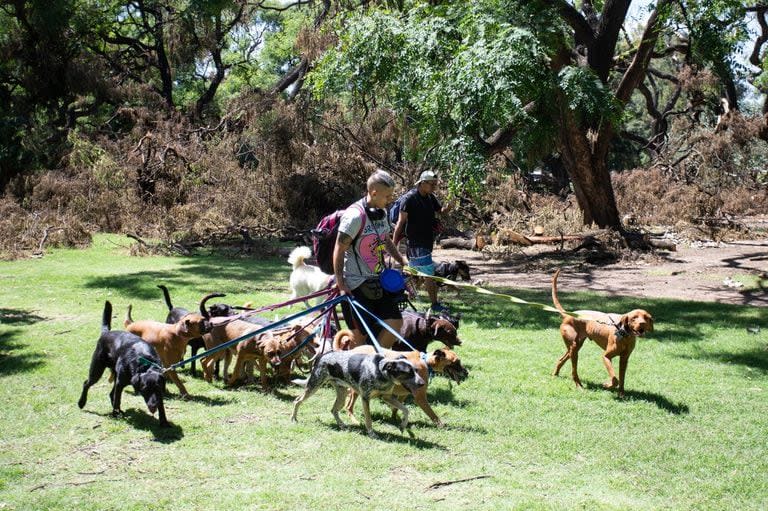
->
[392, 310, 462, 352]
[291, 351, 424, 438]
[434, 260, 471, 284]
[78, 301, 169, 426]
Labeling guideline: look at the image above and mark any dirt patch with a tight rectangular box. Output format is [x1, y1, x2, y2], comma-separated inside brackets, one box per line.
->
[434, 237, 768, 308]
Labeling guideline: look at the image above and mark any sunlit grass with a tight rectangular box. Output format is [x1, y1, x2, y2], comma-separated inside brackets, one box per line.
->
[0, 234, 766, 510]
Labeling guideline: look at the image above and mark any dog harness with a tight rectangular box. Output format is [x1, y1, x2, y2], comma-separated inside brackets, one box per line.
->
[421, 351, 434, 380]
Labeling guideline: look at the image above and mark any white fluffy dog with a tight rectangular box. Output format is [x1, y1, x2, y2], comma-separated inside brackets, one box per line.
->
[288, 246, 333, 306]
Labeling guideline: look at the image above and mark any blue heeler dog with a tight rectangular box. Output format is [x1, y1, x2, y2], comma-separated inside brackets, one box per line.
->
[291, 351, 425, 438]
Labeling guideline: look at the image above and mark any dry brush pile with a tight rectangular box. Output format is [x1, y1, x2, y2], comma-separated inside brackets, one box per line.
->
[1, 98, 766, 260]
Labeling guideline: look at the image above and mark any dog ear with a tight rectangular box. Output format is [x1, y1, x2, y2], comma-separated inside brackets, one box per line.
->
[433, 348, 446, 359]
[619, 314, 631, 332]
[131, 373, 142, 388]
[645, 313, 654, 332]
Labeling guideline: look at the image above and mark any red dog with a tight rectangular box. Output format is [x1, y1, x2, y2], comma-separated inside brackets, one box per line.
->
[552, 269, 654, 397]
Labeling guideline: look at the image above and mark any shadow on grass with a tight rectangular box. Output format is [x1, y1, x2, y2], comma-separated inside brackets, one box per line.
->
[697, 348, 768, 374]
[164, 393, 234, 407]
[0, 329, 46, 377]
[121, 409, 184, 443]
[316, 416, 448, 449]
[581, 382, 690, 414]
[79, 408, 184, 442]
[0, 308, 46, 325]
[81, 255, 290, 302]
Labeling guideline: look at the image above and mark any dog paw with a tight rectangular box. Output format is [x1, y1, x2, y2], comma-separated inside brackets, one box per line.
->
[602, 378, 619, 390]
[367, 430, 379, 439]
[180, 393, 192, 401]
[435, 420, 446, 428]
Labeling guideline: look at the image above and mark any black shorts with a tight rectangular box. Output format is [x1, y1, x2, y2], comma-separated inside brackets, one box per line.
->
[340, 285, 402, 338]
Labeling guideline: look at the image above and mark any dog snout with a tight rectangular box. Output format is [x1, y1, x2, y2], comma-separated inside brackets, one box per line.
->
[403, 373, 426, 391]
[269, 356, 282, 367]
[447, 364, 469, 383]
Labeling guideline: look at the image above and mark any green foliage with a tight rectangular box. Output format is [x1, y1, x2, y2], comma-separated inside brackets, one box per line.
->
[558, 66, 622, 127]
[309, 2, 557, 194]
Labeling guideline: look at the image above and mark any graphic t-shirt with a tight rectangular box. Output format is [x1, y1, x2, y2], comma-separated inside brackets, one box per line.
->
[338, 199, 391, 290]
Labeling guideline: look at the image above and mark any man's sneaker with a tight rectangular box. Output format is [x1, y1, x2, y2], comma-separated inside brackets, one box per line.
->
[429, 302, 449, 313]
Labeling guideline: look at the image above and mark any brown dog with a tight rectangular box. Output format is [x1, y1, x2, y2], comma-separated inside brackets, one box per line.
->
[199, 319, 258, 383]
[551, 269, 654, 397]
[124, 305, 209, 398]
[343, 330, 469, 427]
[332, 310, 461, 352]
[228, 324, 313, 389]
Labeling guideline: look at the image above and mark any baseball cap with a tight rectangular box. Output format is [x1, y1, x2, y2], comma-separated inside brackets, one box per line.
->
[416, 170, 438, 184]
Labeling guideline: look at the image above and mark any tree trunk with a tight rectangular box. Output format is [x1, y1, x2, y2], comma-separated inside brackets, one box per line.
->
[557, 112, 621, 228]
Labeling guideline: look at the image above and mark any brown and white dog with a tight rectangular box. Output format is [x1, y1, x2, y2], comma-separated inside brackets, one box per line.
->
[124, 305, 209, 398]
[347, 336, 468, 427]
[551, 269, 654, 397]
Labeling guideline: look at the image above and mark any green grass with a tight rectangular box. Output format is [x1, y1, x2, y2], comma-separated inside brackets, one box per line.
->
[1, 234, 766, 510]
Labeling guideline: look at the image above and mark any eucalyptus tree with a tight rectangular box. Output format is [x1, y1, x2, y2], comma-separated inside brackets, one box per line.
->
[308, 0, 751, 229]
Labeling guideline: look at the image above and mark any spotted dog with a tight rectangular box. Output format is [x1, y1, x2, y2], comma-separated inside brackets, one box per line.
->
[291, 351, 425, 438]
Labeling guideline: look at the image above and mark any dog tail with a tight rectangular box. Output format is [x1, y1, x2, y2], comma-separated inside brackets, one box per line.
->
[124, 304, 134, 328]
[198, 292, 226, 319]
[288, 246, 312, 269]
[157, 284, 174, 311]
[551, 269, 569, 317]
[333, 329, 356, 351]
[102, 301, 112, 333]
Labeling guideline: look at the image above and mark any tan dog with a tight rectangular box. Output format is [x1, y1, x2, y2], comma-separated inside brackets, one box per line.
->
[551, 269, 654, 397]
[199, 319, 258, 383]
[228, 324, 313, 389]
[124, 305, 208, 398]
[343, 330, 469, 427]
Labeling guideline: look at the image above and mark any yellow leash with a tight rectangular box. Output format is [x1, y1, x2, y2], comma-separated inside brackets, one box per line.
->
[402, 266, 564, 315]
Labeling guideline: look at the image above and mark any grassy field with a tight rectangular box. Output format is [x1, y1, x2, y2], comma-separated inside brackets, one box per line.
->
[0, 234, 766, 510]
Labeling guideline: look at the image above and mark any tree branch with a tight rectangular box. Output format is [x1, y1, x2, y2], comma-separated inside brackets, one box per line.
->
[615, 0, 673, 104]
[541, 0, 595, 45]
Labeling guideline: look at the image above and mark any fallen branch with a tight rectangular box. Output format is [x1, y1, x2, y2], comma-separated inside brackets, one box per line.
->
[427, 475, 491, 490]
[33, 226, 64, 255]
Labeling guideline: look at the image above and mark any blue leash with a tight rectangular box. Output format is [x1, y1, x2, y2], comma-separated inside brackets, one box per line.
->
[168, 295, 345, 371]
[345, 296, 419, 353]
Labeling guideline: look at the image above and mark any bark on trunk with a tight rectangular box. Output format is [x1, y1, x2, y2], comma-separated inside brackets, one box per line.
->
[557, 112, 621, 229]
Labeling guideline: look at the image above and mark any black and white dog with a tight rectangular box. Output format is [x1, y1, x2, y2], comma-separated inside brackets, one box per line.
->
[291, 351, 424, 438]
[78, 301, 169, 426]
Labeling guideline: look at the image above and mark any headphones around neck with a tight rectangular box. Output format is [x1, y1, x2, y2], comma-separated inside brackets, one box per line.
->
[363, 199, 386, 221]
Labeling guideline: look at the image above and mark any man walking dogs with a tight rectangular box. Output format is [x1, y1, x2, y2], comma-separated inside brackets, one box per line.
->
[334, 170, 408, 349]
[393, 170, 446, 312]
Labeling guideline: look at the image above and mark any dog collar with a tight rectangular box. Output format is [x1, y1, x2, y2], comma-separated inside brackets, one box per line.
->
[421, 352, 434, 380]
[614, 325, 630, 339]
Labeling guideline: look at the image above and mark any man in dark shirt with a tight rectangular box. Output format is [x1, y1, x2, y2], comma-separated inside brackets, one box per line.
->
[392, 170, 446, 312]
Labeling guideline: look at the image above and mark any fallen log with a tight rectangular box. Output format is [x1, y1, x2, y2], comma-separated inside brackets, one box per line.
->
[648, 238, 677, 251]
[438, 234, 487, 251]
